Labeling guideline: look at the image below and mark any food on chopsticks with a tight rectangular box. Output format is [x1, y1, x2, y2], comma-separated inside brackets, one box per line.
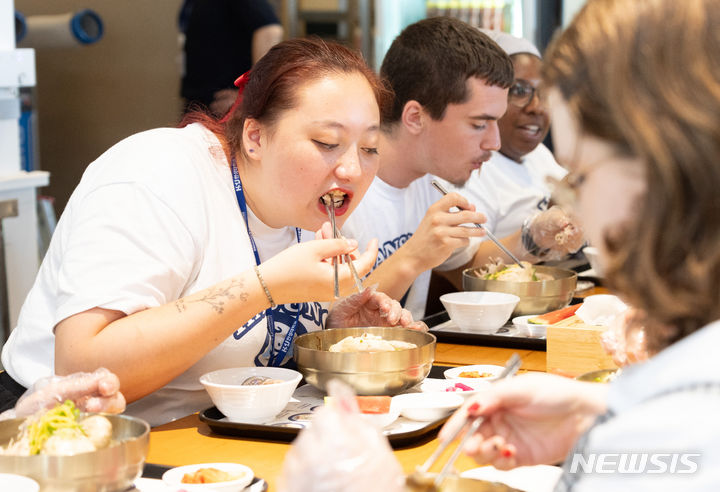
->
[476, 258, 553, 282]
[0, 401, 113, 456]
[528, 303, 581, 325]
[328, 332, 417, 352]
[181, 467, 246, 484]
[457, 371, 494, 378]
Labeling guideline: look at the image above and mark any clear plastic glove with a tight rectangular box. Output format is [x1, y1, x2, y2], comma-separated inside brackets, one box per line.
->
[600, 308, 650, 366]
[523, 206, 584, 261]
[278, 379, 405, 492]
[438, 373, 608, 470]
[326, 286, 428, 332]
[2, 368, 126, 420]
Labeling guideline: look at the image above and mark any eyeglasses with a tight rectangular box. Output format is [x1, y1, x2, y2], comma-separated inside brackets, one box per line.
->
[508, 80, 542, 109]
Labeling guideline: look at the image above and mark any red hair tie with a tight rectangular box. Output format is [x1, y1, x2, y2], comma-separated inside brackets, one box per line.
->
[219, 70, 251, 123]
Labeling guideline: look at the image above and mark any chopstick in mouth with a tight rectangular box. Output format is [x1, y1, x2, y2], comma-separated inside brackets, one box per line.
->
[322, 195, 364, 295]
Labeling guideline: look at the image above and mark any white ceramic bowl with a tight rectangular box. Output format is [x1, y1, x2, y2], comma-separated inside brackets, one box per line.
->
[200, 367, 302, 423]
[440, 291, 520, 333]
[512, 315, 549, 338]
[162, 462, 254, 491]
[444, 364, 505, 383]
[394, 392, 464, 421]
[582, 246, 605, 277]
[0, 474, 39, 492]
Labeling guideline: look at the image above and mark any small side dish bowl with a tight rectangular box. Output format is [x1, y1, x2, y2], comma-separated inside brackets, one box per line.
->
[359, 398, 402, 429]
[162, 462, 254, 491]
[444, 364, 505, 383]
[0, 474, 39, 492]
[440, 291, 520, 333]
[394, 392, 464, 421]
[200, 367, 302, 423]
[512, 315, 549, 338]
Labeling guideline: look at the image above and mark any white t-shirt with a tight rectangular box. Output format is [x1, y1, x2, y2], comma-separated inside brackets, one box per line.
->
[1, 123, 326, 426]
[341, 174, 478, 320]
[438, 144, 567, 238]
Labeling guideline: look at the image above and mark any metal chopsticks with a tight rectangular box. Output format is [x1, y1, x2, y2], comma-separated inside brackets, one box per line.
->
[324, 201, 364, 296]
[430, 179, 526, 269]
[410, 353, 523, 489]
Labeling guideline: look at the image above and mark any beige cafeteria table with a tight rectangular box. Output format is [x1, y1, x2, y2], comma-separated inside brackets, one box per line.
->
[146, 344, 545, 490]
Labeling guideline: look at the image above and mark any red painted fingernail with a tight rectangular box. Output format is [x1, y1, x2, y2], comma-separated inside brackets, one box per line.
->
[501, 448, 513, 458]
[467, 402, 480, 413]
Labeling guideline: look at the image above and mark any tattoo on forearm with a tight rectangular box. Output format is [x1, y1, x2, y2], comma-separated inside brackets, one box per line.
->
[175, 278, 249, 314]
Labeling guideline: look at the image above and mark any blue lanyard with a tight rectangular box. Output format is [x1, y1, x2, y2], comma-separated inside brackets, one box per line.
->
[231, 156, 301, 366]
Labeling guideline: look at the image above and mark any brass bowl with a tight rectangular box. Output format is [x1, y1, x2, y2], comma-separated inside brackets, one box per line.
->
[575, 368, 620, 383]
[293, 327, 436, 395]
[0, 413, 150, 492]
[462, 265, 577, 316]
[406, 473, 522, 492]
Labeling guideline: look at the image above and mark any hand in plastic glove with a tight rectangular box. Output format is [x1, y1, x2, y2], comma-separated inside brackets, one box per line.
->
[326, 286, 428, 332]
[10, 368, 126, 419]
[438, 373, 608, 469]
[523, 206, 584, 261]
[601, 308, 650, 366]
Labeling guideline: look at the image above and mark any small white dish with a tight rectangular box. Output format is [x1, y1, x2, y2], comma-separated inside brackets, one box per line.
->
[416, 377, 488, 399]
[162, 462, 254, 491]
[512, 315, 549, 338]
[462, 465, 562, 492]
[0, 474, 39, 492]
[444, 364, 505, 383]
[393, 392, 464, 421]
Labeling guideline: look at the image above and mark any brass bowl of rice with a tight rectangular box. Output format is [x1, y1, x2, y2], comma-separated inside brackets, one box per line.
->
[462, 265, 577, 316]
[294, 327, 436, 396]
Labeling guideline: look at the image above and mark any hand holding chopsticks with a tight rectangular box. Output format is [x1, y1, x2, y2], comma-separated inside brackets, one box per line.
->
[430, 179, 526, 269]
[406, 353, 523, 490]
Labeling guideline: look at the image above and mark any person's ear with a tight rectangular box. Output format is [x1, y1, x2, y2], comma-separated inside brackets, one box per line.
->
[401, 100, 425, 135]
[242, 118, 264, 160]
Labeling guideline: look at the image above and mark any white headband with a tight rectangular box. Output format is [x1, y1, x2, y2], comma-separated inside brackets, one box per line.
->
[479, 28, 541, 59]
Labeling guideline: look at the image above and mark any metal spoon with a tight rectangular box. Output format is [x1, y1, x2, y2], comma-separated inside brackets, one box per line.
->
[430, 179, 526, 269]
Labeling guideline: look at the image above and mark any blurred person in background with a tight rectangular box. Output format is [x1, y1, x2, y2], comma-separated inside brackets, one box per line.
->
[342, 17, 583, 320]
[440, 0, 720, 489]
[179, 0, 283, 116]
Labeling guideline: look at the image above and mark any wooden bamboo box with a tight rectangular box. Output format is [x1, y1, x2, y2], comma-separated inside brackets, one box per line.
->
[546, 315, 618, 377]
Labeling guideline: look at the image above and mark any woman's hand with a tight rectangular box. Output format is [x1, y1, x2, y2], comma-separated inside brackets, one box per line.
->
[326, 286, 428, 331]
[10, 368, 126, 419]
[438, 373, 608, 469]
[601, 308, 650, 366]
[261, 235, 380, 305]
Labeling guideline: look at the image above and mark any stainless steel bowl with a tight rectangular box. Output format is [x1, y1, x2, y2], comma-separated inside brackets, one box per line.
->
[462, 265, 577, 316]
[0, 413, 150, 492]
[406, 473, 522, 491]
[294, 327, 436, 395]
[575, 368, 620, 383]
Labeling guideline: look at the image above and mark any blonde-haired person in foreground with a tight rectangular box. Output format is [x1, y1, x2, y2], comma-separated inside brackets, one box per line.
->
[439, 0, 720, 490]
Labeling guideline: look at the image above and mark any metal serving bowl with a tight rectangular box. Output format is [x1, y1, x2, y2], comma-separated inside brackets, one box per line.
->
[405, 473, 522, 492]
[294, 327, 436, 395]
[576, 368, 621, 383]
[462, 265, 577, 316]
[0, 413, 150, 492]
